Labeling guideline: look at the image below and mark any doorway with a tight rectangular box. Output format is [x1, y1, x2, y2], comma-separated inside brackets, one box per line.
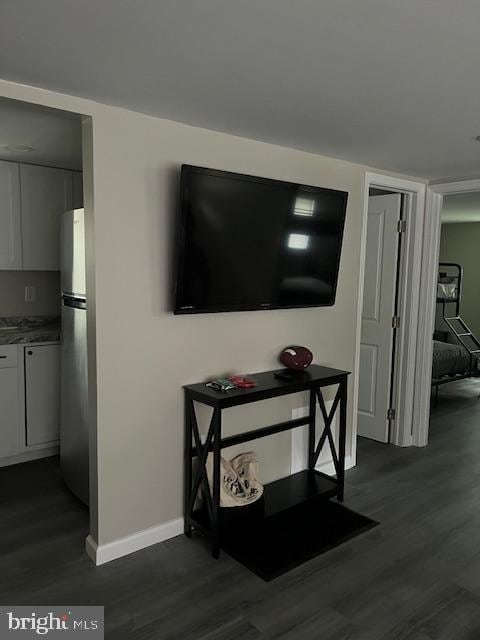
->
[418, 186, 480, 444]
[353, 173, 426, 453]
[0, 96, 94, 555]
[409, 179, 480, 448]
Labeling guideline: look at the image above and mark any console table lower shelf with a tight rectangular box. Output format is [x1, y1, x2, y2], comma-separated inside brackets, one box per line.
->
[192, 469, 342, 578]
[191, 468, 338, 530]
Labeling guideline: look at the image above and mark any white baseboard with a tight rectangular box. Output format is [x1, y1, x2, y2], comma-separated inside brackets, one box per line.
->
[85, 535, 98, 564]
[0, 446, 59, 468]
[315, 454, 354, 476]
[86, 399, 355, 567]
[85, 517, 183, 566]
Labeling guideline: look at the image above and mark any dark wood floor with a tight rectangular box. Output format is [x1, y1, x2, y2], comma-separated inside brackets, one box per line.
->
[2, 379, 480, 639]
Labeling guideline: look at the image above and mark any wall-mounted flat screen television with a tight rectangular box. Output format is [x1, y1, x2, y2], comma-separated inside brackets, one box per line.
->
[173, 165, 348, 314]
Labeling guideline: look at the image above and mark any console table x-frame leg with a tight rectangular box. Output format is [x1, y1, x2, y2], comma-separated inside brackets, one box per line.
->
[184, 397, 222, 557]
[308, 379, 347, 501]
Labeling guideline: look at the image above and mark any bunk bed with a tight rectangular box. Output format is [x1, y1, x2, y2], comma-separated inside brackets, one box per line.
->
[432, 262, 480, 402]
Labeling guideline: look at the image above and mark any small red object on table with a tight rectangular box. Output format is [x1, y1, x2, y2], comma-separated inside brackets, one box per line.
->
[229, 375, 257, 389]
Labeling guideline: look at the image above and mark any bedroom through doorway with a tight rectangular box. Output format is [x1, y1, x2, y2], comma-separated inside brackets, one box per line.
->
[430, 191, 480, 435]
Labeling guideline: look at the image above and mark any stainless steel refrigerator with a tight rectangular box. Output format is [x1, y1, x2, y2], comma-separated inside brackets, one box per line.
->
[60, 208, 89, 505]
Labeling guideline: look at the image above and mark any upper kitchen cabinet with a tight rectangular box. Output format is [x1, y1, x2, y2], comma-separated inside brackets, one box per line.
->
[20, 164, 73, 271]
[0, 161, 22, 269]
[72, 171, 84, 209]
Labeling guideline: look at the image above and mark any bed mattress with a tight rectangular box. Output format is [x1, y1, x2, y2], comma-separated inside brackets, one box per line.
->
[432, 340, 474, 379]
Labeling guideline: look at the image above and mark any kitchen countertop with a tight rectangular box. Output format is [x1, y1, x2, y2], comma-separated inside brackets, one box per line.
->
[0, 316, 61, 345]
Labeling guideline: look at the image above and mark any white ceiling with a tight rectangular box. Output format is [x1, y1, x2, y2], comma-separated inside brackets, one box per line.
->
[442, 192, 480, 224]
[0, 98, 82, 169]
[2, 1, 480, 180]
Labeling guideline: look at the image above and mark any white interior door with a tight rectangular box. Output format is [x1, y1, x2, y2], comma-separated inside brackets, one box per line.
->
[358, 194, 402, 442]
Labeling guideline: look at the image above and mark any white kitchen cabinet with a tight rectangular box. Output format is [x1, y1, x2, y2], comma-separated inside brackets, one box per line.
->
[0, 346, 20, 458]
[72, 171, 84, 209]
[25, 345, 60, 445]
[0, 161, 22, 269]
[20, 164, 72, 270]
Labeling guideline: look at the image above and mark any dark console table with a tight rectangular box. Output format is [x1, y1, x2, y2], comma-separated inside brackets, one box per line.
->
[184, 364, 350, 558]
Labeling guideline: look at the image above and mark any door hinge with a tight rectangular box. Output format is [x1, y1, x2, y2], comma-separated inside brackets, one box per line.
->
[387, 408, 396, 421]
[392, 316, 400, 329]
[397, 219, 407, 233]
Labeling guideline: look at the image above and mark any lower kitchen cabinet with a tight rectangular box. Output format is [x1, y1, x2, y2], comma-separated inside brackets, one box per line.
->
[25, 345, 60, 446]
[0, 342, 60, 466]
[0, 366, 20, 458]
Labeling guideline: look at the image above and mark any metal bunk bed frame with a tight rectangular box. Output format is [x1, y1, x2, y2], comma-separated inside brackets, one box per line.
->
[432, 262, 480, 403]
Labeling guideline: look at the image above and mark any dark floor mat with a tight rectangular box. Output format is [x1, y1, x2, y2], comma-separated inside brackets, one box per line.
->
[221, 499, 378, 581]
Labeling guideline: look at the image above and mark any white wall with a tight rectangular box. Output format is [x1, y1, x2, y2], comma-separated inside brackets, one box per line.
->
[0, 79, 424, 551]
[92, 109, 368, 545]
[0, 271, 60, 317]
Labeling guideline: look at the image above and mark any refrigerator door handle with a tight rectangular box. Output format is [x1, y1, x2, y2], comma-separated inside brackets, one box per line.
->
[62, 296, 87, 310]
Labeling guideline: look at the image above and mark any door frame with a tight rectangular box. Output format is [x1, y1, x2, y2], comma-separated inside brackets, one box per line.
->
[353, 172, 426, 452]
[414, 178, 480, 446]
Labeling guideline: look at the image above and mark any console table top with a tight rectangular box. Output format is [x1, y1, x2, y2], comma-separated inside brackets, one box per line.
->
[184, 364, 350, 408]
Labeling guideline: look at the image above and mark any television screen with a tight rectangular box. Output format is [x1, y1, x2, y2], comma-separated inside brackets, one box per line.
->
[174, 165, 348, 314]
